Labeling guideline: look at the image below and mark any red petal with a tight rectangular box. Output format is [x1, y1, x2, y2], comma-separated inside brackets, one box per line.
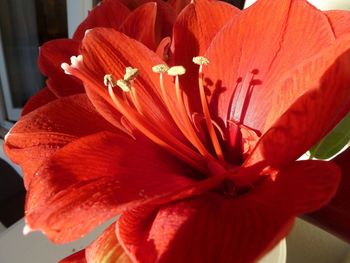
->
[117, 0, 148, 10]
[117, 160, 340, 263]
[85, 223, 131, 262]
[78, 28, 186, 141]
[121, 0, 176, 46]
[307, 147, 350, 242]
[168, 0, 191, 14]
[173, 0, 239, 59]
[4, 94, 116, 188]
[242, 35, 350, 181]
[59, 250, 87, 263]
[152, 0, 176, 42]
[172, 0, 239, 111]
[119, 3, 158, 50]
[73, 0, 131, 41]
[38, 39, 84, 97]
[21, 87, 57, 116]
[25, 131, 198, 243]
[205, 0, 335, 132]
[325, 11, 350, 38]
[46, 75, 84, 98]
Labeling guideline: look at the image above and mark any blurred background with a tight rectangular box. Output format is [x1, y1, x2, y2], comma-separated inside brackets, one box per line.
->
[0, 0, 349, 262]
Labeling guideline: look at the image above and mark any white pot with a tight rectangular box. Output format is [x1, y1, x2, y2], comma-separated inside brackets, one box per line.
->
[258, 239, 287, 263]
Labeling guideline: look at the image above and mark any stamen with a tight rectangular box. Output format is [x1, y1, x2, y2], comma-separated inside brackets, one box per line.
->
[192, 113, 206, 136]
[116, 79, 131, 92]
[195, 113, 226, 141]
[168, 68, 211, 159]
[107, 84, 207, 173]
[129, 81, 143, 114]
[124, 67, 139, 81]
[211, 120, 226, 141]
[157, 69, 184, 128]
[194, 57, 225, 164]
[193, 56, 209, 66]
[155, 66, 196, 147]
[106, 74, 141, 113]
[105, 74, 130, 107]
[122, 67, 142, 113]
[167, 66, 186, 76]
[152, 64, 169, 73]
[104, 74, 117, 87]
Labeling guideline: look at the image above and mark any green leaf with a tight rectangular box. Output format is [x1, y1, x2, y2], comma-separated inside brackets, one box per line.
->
[310, 111, 350, 159]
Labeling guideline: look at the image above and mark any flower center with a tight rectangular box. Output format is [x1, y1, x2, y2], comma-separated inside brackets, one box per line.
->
[103, 57, 231, 177]
[62, 54, 260, 189]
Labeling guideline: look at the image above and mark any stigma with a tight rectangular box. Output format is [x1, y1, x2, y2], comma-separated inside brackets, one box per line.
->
[61, 55, 83, 75]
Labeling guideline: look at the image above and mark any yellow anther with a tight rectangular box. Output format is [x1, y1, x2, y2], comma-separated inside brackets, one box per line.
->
[117, 79, 131, 92]
[152, 64, 169, 73]
[124, 67, 139, 81]
[104, 74, 117, 87]
[167, 66, 186, 76]
[193, 56, 209, 66]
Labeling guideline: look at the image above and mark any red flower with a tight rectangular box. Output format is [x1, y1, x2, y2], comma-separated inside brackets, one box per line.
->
[23, 0, 179, 116]
[5, 0, 350, 262]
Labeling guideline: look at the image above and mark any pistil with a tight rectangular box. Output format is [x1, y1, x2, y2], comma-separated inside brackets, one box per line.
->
[153, 65, 188, 135]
